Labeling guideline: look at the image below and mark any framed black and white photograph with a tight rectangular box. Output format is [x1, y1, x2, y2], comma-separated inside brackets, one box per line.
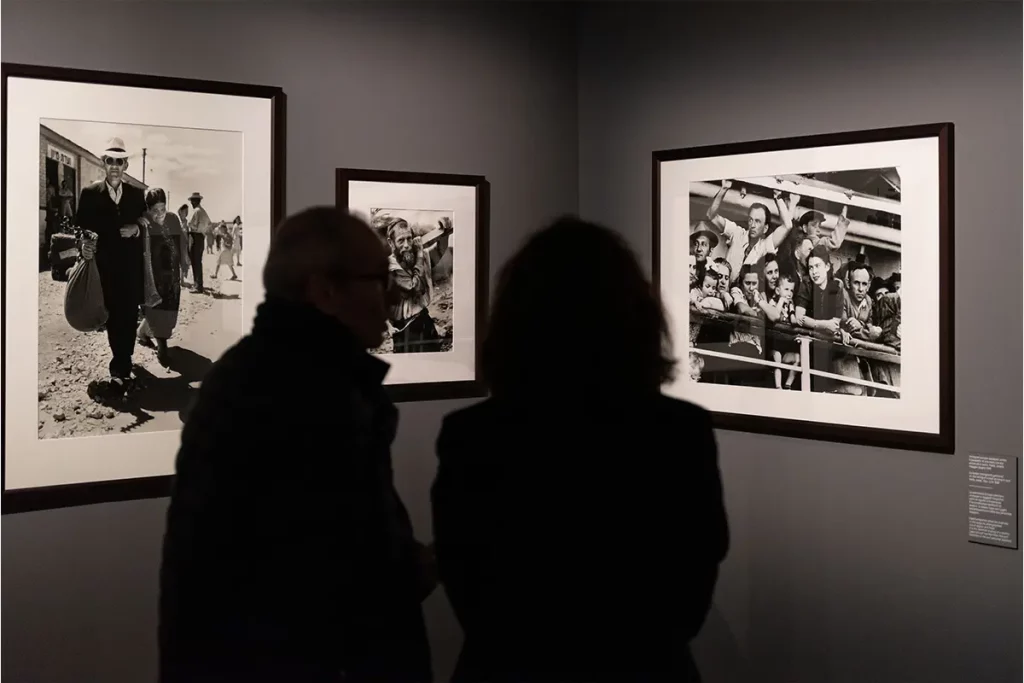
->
[653, 123, 953, 452]
[337, 168, 489, 402]
[3, 63, 285, 512]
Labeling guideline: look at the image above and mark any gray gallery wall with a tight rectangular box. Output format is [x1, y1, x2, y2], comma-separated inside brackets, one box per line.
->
[5, 1, 1023, 682]
[578, 2, 1022, 683]
[0, 2, 578, 681]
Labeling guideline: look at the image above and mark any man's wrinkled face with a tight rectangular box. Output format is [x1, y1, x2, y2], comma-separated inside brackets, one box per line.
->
[103, 156, 126, 184]
[388, 223, 415, 268]
[693, 235, 711, 260]
[747, 206, 768, 241]
[763, 259, 779, 291]
[849, 267, 871, 303]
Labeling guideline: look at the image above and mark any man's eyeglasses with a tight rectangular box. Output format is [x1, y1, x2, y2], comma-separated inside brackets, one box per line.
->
[103, 157, 126, 167]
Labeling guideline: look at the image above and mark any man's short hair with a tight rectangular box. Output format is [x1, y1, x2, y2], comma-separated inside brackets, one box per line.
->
[262, 206, 373, 301]
[848, 261, 874, 282]
[748, 202, 770, 222]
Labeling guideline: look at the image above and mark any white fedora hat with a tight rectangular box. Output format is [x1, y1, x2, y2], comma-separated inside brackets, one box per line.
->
[102, 137, 130, 159]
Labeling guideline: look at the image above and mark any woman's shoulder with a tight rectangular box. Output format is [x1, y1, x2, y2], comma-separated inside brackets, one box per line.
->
[440, 393, 710, 434]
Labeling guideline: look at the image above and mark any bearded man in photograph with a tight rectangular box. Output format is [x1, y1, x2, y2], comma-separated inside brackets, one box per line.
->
[77, 137, 149, 397]
[385, 217, 443, 353]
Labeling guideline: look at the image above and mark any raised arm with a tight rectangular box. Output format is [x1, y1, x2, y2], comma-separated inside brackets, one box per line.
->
[705, 179, 732, 230]
[819, 205, 850, 251]
[768, 191, 799, 249]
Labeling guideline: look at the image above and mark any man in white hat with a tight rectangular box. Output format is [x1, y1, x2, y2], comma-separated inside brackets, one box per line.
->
[77, 137, 150, 396]
[186, 191, 212, 293]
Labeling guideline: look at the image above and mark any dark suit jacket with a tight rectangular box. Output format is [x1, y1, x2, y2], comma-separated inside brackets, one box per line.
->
[74, 180, 147, 309]
[431, 394, 729, 683]
[158, 297, 432, 683]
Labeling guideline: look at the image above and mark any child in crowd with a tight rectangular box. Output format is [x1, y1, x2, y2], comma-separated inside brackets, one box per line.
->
[690, 270, 726, 313]
[764, 272, 800, 390]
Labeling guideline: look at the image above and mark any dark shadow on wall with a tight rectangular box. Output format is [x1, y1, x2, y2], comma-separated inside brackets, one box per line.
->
[692, 605, 755, 683]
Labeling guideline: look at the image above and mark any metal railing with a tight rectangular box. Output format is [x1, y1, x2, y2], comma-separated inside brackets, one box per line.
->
[689, 309, 901, 395]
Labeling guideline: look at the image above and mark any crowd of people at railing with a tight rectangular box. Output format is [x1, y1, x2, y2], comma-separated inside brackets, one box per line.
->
[687, 179, 902, 397]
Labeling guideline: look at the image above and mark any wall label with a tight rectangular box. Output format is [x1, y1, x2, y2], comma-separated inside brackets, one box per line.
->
[967, 453, 1018, 550]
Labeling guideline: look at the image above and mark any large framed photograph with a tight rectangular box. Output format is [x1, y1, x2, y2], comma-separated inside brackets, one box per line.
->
[653, 123, 954, 453]
[336, 168, 489, 402]
[3, 63, 285, 512]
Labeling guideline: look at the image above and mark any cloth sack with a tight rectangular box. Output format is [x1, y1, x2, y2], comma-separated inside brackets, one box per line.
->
[63, 257, 108, 332]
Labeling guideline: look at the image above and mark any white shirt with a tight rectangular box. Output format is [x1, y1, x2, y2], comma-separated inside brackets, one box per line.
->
[105, 181, 123, 205]
[719, 217, 777, 282]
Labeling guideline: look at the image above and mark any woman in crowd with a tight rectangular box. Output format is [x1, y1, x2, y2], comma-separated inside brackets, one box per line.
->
[230, 215, 243, 267]
[431, 216, 730, 683]
[138, 187, 188, 367]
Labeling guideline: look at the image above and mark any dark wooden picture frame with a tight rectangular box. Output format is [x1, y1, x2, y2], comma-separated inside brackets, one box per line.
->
[2, 62, 286, 514]
[336, 167, 490, 403]
[652, 123, 954, 453]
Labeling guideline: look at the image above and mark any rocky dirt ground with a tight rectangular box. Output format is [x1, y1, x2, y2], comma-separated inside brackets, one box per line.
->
[372, 274, 455, 355]
[37, 249, 244, 440]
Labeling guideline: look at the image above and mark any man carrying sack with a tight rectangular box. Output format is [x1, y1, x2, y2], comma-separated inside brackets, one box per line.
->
[77, 136, 150, 399]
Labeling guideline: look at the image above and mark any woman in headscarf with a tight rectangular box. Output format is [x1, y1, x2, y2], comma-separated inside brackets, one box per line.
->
[138, 187, 188, 367]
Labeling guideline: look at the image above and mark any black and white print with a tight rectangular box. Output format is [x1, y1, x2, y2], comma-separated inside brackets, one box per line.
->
[37, 119, 245, 440]
[368, 207, 455, 354]
[686, 168, 902, 399]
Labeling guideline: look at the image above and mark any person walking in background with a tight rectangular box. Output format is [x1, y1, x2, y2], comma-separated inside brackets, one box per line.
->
[59, 179, 75, 219]
[185, 192, 209, 294]
[137, 188, 188, 368]
[231, 215, 243, 266]
[77, 137, 150, 398]
[211, 223, 239, 281]
[159, 207, 436, 683]
[431, 216, 730, 683]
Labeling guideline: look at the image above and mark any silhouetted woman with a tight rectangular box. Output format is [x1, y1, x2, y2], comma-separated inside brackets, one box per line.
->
[431, 216, 730, 683]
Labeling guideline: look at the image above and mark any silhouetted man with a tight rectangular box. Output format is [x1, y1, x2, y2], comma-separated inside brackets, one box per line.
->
[77, 137, 148, 396]
[159, 207, 436, 683]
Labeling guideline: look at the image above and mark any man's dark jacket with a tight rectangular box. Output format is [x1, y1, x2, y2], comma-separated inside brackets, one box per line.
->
[159, 297, 432, 683]
[74, 180, 147, 310]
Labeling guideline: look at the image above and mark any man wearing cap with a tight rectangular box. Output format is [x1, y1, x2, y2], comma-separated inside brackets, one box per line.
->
[794, 204, 850, 253]
[705, 180, 798, 286]
[385, 217, 443, 353]
[186, 191, 211, 293]
[689, 221, 718, 288]
[76, 137, 150, 394]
